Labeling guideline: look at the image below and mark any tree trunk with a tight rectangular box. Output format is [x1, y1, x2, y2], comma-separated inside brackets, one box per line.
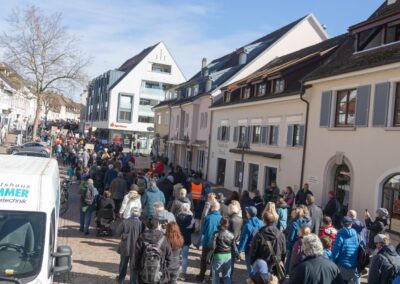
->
[32, 94, 42, 140]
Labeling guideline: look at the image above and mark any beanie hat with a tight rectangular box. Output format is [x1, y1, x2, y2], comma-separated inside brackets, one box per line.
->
[376, 208, 389, 218]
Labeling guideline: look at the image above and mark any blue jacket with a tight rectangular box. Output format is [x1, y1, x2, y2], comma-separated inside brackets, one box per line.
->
[201, 210, 222, 248]
[287, 216, 311, 252]
[104, 168, 118, 188]
[332, 227, 359, 269]
[141, 186, 166, 217]
[238, 216, 264, 253]
[276, 207, 288, 231]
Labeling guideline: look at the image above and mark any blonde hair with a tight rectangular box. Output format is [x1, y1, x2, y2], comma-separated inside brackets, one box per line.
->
[228, 200, 241, 215]
[179, 187, 187, 198]
[300, 226, 311, 237]
[207, 192, 216, 202]
[291, 206, 305, 219]
[262, 202, 279, 222]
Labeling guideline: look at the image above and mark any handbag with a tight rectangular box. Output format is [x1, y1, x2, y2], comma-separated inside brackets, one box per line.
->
[266, 241, 286, 282]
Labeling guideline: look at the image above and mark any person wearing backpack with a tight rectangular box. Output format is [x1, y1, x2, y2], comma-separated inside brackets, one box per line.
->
[135, 216, 172, 284]
[141, 178, 166, 217]
[238, 206, 264, 276]
[165, 222, 184, 284]
[331, 216, 360, 284]
[115, 207, 145, 284]
[368, 234, 400, 284]
[79, 178, 99, 235]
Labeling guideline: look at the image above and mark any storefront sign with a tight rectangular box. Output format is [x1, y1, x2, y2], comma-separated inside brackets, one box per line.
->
[110, 122, 128, 129]
[307, 176, 319, 184]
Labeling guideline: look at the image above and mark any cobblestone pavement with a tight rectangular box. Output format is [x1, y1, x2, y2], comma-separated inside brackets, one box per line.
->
[54, 166, 248, 284]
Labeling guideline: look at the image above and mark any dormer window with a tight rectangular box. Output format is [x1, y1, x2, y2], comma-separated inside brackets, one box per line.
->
[257, 84, 266, 96]
[386, 20, 400, 44]
[241, 87, 251, 99]
[270, 79, 285, 94]
[224, 92, 231, 103]
[186, 88, 192, 97]
[239, 52, 247, 65]
[193, 84, 199, 96]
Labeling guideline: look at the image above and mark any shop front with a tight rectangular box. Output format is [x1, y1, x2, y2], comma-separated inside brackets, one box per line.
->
[381, 174, 400, 235]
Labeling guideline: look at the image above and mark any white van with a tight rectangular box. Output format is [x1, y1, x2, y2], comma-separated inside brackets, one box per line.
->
[0, 156, 71, 284]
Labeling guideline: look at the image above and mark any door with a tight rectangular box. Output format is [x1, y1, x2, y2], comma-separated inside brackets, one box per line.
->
[248, 164, 259, 192]
[264, 166, 277, 193]
[217, 158, 226, 185]
[334, 164, 351, 215]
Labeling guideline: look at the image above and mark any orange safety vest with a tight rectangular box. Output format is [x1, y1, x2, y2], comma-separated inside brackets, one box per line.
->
[191, 182, 203, 200]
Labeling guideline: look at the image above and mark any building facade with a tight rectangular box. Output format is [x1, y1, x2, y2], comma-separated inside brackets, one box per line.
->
[303, 0, 400, 234]
[155, 14, 328, 176]
[84, 42, 185, 152]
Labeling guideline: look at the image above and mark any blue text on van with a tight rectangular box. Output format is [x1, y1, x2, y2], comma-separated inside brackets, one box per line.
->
[0, 188, 29, 198]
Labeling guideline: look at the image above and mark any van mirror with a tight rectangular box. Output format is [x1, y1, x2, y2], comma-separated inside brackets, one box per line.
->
[52, 245, 72, 276]
[0, 276, 22, 284]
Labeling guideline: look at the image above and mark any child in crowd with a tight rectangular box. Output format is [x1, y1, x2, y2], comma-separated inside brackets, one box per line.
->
[319, 216, 337, 244]
[320, 235, 333, 260]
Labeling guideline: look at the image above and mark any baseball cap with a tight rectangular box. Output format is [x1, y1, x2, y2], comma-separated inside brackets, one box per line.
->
[342, 216, 353, 226]
[245, 206, 257, 217]
[374, 234, 388, 244]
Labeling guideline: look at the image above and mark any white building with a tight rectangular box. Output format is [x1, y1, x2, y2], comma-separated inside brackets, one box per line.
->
[84, 42, 186, 152]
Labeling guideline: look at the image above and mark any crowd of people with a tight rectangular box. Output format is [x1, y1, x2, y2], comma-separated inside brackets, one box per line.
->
[51, 133, 400, 284]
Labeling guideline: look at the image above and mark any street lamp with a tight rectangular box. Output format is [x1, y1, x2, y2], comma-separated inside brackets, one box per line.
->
[237, 139, 250, 197]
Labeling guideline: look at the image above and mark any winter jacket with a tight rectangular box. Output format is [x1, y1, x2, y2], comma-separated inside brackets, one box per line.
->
[211, 227, 239, 257]
[250, 259, 273, 284]
[319, 225, 338, 244]
[201, 210, 222, 248]
[80, 184, 99, 212]
[366, 216, 389, 249]
[276, 203, 289, 231]
[170, 197, 191, 216]
[228, 213, 243, 243]
[109, 177, 128, 200]
[295, 188, 313, 205]
[308, 203, 324, 234]
[119, 190, 142, 219]
[323, 198, 340, 219]
[240, 196, 255, 219]
[331, 227, 359, 269]
[264, 186, 280, 203]
[157, 178, 174, 204]
[252, 196, 265, 219]
[115, 216, 145, 261]
[103, 168, 118, 188]
[289, 237, 305, 274]
[176, 212, 195, 246]
[287, 216, 312, 252]
[368, 244, 400, 284]
[284, 191, 295, 207]
[135, 229, 172, 283]
[141, 186, 166, 217]
[351, 218, 364, 235]
[238, 216, 264, 253]
[289, 255, 343, 284]
[250, 224, 286, 268]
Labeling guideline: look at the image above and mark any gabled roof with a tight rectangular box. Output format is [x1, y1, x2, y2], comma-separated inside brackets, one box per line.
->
[211, 35, 347, 108]
[167, 15, 313, 107]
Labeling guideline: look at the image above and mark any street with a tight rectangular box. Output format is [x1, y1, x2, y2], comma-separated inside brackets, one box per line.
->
[55, 165, 248, 284]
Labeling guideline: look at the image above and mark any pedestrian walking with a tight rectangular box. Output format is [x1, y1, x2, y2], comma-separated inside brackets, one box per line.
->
[158, 175, 174, 206]
[283, 186, 295, 208]
[239, 191, 254, 219]
[306, 194, 323, 234]
[365, 207, 389, 250]
[115, 207, 145, 284]
[165, 222, 184, 284]
[288, 226, 311, 274]
[79, 179, 99, 235]
[295, 183, 313, 205]
[110, 172, 128, 215]
[319, 216, 338, 244]
[169, 187, 191, 216]
[141, 179, 166, 217]
[154, 201, 176, 226]
[323, 191, 342, 227]
[252, 190, 265, 219]
[347, 210, 365, 235]
[276, 196, 289, 232]
[264, 181, 280, 204]
[119, 184, 142, 219]
[228, 200, 243, 278]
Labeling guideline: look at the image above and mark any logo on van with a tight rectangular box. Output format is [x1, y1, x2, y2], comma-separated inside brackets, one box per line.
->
[0, 183, 30, 204]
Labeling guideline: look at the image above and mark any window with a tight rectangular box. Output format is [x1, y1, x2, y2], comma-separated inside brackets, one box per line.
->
[144, 81, 161, 89]
[268, 125, 279, 145]
[156, 114, 161, 125]
[394, 83, 400, 126]
[139, 98, 158, 106]
[264, 167, 277, 191]
[381, 174, 400, 234]
[138, 116, 154, 123]
[184, 113, 189, 128]
[257, 84, 266, 96]
[252, 126, 261, 143]
[224, 92, 231, 103]
[272, 79, 285, 93]
[187, 88, 192, 97]
[152, 63, 171, 74]
[200, 113, 204, 129]
[239, 126, 247, 142]
[197, 150, 205, 170]
[234, 161, 243, 187]
[241, 87, 251, 99]
[287, 124, 304, 147]
[218, 126, 230, 142]
[193, 85, 199, 96]
[386, 20, 400, 44]
[204, 112, 208, 128]
[176, 115, 180, 129]
[335, 89, 356, 126]
[248, 164, 259, 192]
[117, 93, 133, 123]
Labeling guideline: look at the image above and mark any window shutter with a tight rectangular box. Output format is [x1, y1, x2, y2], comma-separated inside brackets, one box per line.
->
[217, 127, 221, 141]
[265, 126, 270, 145]
[226, 127, 230, 142]
[355, 85, 371, 127]
[320, 90, 333, 127]
[287, 125, 294, 146]
[245, 127, 250, 143]
[299, 125, 305, 146]
[233, 127, 239, 142]
[261, 126, 267, 144]
[372, 82, 391, 127]
[272, 126, 279, 145]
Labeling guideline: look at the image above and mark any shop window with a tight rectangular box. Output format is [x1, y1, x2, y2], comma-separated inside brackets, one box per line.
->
[382, 174, 400, 234]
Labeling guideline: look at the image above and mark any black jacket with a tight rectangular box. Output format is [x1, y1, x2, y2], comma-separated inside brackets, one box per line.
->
[323, 198, 340, 218]
[308, 203, 323, 234]
[252, 196, 265, 219]
[115, 216, 145, 264]
[365, 216, 389, 249]
[135, 229, 172, 283]
[250, 224, 286, 267]
[368, 244, 400, 284]
[289, 255, 343, 284]
[157, 179, 174, 203]
[228, 213, 243, 243]
[240, 196, 255, 218]
[176, 212, 195, 246]
[211, 227, 239, 257]
[295, 188, 313, 205]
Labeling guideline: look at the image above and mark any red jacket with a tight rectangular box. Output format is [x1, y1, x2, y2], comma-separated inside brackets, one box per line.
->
[155, 161, 164, 176]
[319, 225, 338, 245]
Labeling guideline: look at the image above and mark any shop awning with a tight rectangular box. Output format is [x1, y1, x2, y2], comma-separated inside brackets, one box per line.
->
[229, 148, 281, 159]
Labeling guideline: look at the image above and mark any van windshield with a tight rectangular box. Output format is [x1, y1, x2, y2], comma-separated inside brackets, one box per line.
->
[0, 211, 46, 279]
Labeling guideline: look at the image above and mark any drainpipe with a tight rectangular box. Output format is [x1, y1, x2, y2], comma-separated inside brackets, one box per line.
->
[205, 97, 213, 181]
[299, 80, 309, 189]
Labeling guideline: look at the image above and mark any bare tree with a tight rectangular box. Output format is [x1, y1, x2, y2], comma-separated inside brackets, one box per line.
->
[41, 92, 59, 125]
[0, 6, 90, 138]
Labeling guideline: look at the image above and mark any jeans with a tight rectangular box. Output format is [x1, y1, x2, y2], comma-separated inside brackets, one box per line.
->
[212, 258, 232, 284]
[118, 255, 129, 283]
[181, 245, 189, 274]
[338, 266, 360, 284]
[199, 247, 211, 278]
[244, 249, 253, 276]
[79, 208, 93, 233]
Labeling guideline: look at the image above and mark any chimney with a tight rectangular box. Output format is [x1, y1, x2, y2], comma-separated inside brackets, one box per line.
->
[205, 78, 212, 92]
[202, 57, 207, 69]
[201, 58, 208, 78]
[387, 0, 397, 5]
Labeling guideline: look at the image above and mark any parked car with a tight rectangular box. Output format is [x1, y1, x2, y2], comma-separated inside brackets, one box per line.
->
[12, 151, 49, 158]
[7, 142, 50, 155]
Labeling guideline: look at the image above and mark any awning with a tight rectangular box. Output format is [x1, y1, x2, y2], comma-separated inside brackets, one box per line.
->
[229, 148, 281, 159]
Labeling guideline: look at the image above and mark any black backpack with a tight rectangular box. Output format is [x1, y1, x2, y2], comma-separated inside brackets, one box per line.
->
[140, 236, 165, 284]
[357, 235, 370, 272]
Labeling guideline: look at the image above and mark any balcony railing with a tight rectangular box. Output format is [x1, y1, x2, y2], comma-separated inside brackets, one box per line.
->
[139, 87, 165, 98]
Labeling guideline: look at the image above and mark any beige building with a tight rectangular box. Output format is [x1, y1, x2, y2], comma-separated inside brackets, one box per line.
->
[208, 35, 346, 195]
[303, 0, 400, 234]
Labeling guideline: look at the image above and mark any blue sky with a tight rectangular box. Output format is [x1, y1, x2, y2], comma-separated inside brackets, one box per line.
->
[0, 0, 384, 97]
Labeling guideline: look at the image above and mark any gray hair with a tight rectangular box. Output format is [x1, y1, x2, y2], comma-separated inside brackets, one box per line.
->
[210, 200, 220, 211]
[348, 209, 357, 218]
[302, 234, 324, 257]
